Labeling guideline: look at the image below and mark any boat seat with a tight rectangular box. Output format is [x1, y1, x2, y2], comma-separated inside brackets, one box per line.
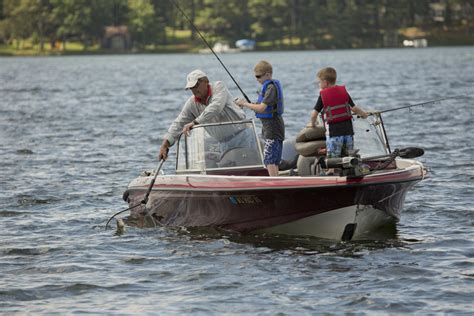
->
[294, 125, 326, 157]
[297, 156, 322, 176]
[279, 154, 299, 171]
[295, 140, 326, 157]
[204, 152, 220, 168]
[217, 147, 261, 168]
[295, 126, 326, 142]
[279, 137, 299, 171]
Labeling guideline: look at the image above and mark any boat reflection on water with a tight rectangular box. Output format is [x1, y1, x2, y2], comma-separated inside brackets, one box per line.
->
[122, 114, 427, 241]
[119, 214, 421, 256]
[138, 224, 406, 255]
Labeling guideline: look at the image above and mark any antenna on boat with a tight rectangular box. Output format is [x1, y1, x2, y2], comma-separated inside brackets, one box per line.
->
[378, 96, 464, 114]
[170, 0, 251, 102]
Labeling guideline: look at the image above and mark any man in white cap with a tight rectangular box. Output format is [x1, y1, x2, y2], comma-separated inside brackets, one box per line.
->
[158, 69, 247, 160]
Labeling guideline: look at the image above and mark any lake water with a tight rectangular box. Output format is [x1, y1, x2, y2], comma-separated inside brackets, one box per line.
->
[0, 47, 473, 314]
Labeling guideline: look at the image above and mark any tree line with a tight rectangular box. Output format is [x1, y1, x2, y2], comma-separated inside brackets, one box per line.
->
[0, 0, 472, 52]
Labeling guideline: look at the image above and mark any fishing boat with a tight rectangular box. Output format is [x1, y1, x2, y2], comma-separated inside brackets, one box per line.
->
[120, 113, 427, 240]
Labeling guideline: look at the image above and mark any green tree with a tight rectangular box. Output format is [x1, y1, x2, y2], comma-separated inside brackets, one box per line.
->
[128, 0, 157, 48]
[196, 0, 251, 44]
[150, 0, 174, 44]
[249, 0, 289, 47]
[0, 0, 56, 50]
[52, 0, 121, 50]
[0, 0, 4, 19]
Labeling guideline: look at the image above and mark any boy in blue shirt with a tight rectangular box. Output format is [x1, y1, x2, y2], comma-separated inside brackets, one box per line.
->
[235, 60, 285, 176]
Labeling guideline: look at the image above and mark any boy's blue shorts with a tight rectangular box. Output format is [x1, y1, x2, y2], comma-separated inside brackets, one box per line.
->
[326, 135, 354, 158]
[263, 139, 283, 165]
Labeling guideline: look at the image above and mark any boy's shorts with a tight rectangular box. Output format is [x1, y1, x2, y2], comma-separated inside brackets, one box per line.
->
[326, 135, 354, 158]
[263, 139, 283, 165]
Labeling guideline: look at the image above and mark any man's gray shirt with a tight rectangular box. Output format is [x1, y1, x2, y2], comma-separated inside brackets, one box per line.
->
[164, 81, 246, 145]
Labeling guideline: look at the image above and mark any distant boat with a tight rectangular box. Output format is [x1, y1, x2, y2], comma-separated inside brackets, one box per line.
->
[403, 38, 428, 48]
[235, 39, 256, 51]
[199, 42, 239, 54]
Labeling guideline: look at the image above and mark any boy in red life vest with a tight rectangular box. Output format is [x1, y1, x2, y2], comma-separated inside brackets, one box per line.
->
[310, 67, 368, 166]
[234, 60, 285, 177]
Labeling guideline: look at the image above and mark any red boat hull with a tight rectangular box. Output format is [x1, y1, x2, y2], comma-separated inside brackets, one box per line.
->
[123, 161, 425, 239]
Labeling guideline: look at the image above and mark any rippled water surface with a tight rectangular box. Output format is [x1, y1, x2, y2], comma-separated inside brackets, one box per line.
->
[1, 47, 473, 314]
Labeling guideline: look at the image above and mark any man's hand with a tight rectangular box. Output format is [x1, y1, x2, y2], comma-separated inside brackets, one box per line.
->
[158, 140, 170, 160]
[182, 121, 195, 136]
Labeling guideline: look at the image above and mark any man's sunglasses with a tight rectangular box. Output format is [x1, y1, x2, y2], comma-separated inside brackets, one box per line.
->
[191, 79, 202, 89]
[255, 73, 265, 79]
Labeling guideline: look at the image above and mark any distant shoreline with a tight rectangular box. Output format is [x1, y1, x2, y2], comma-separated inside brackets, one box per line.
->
[1, 44, 473, 57]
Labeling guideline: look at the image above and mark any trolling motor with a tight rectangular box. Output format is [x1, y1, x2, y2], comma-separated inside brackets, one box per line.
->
[317, 147, 425, 177]
[324, 156, 361, 169]
[317, 156, 366, 177]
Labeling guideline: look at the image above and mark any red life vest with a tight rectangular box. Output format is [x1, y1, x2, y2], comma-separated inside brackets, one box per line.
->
[320, 85, 352, 124]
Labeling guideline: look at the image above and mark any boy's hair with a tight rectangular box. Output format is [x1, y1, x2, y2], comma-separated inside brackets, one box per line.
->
[254, 60, 273, 75]
[317, 67, 337, 84]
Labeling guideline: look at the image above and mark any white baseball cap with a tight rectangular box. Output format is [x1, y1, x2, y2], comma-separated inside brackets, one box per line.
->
[185, 69, 207, 89]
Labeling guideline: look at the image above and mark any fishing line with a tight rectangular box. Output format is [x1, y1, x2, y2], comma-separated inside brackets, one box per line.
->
[170, 0, 251, 102]
[105, 159, 165, 230]
[379, 96, 464, 114]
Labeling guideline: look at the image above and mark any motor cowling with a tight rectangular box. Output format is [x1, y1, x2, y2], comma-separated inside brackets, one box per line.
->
[318, 156, 361, 169]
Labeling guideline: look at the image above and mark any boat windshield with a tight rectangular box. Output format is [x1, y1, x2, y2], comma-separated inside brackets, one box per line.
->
[176, 120, 265, 173]
[353, 114, 390, 157]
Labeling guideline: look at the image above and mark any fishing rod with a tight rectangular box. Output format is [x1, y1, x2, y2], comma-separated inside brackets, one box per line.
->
[379, 96, 463, 114]
[170, 0, 251, 103]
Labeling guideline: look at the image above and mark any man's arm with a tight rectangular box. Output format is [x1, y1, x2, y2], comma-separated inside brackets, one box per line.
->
[158, 99, 196, 160]
[158, 139, 171, 160]
[163, 99, 196, 146]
